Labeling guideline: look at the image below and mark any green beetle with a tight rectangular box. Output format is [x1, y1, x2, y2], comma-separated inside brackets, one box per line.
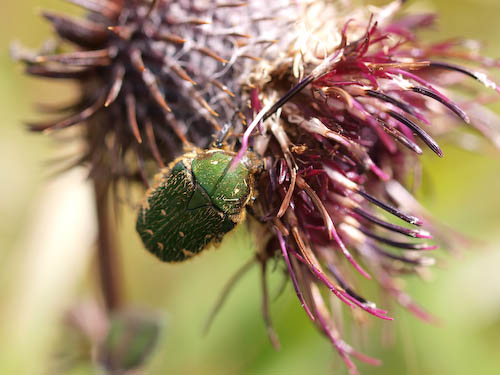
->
[136, 149, 260, 262]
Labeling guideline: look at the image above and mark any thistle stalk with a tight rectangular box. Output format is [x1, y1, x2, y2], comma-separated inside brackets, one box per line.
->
[94, 180, 124, 312]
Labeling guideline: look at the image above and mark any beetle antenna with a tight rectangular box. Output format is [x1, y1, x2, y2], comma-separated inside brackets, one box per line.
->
[203, 257, 256, 336]
[214, 121, 232, 148]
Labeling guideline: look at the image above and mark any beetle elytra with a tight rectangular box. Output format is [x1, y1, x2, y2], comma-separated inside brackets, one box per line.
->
[136, 149, 259, 262]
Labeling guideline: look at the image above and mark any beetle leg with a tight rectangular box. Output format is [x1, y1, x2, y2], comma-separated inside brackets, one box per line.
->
[245, 205, 267, 224]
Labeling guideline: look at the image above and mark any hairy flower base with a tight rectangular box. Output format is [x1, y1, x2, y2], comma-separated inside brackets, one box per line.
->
[18, 0, 500, 373]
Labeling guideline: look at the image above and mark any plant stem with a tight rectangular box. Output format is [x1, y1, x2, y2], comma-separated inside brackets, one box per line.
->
[94, 180, 124, 312]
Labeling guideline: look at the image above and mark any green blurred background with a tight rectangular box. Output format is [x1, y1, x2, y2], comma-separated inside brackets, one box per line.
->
[1, 0, 500, 374]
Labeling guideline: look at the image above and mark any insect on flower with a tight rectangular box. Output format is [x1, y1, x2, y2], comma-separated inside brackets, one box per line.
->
[136, 147, 262, 262]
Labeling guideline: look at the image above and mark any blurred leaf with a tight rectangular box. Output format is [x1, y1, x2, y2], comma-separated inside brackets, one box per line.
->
[96, 310, 163, 374]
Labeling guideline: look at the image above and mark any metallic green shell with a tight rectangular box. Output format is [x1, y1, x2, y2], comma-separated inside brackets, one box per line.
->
[136, 149, 254, 262]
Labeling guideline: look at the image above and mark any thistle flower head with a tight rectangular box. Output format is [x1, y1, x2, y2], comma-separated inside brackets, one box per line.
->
[211, 1, 500, 372]
[17, 0, 500, 373]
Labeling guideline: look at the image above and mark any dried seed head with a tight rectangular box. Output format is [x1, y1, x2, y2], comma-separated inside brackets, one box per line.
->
[16, 0, 293, 186]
